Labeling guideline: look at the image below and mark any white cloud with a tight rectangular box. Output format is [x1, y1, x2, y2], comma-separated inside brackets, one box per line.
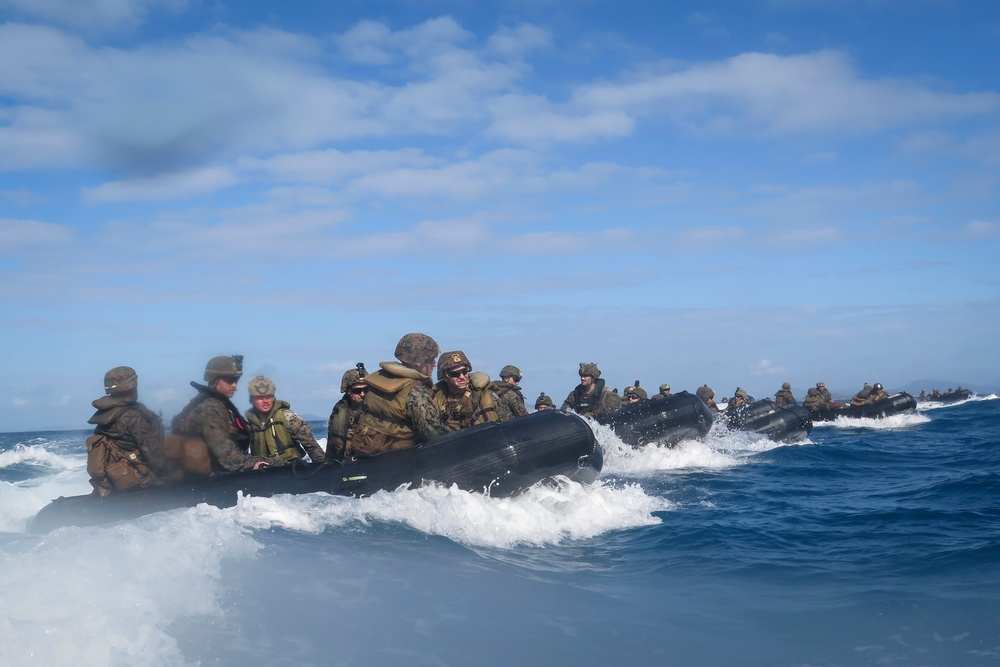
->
[0, 0, 189, 32]
[83, 166, 240, 203]
[11, 397, 29, 409]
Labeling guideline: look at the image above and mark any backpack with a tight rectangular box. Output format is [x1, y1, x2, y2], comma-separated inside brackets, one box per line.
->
[86, 432, 155, 497]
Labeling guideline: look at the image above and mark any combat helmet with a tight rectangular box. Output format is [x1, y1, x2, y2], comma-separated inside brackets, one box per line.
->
[535, 392, 554, 409]
[104, 366, 137, 395]
[204, 355, 243, 382]
[499, 364, 522, 381]
[659, 383, 671, 393]
[781, 382, 791, 390]
[437, 350, 472, 381]
[873, 382, 883, 392]
[340, 363, 368, 393]
[696, 384, 715, 402]
[624, 381, 647, 401]
[394, 333, 440, 368]
[578, 362, 601, 379]
[247, 375, 275, 397]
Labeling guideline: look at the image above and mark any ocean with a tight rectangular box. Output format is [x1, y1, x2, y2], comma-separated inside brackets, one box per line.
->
[1, 396, 998, 666]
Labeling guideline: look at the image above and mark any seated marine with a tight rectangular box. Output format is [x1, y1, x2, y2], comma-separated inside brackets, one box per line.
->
[774, 382, 796, 407]
[534, 393, 554, 411]
[326, 365, 368, 463]
[696, 384, 720, 414]
[850, 384, 873, 406]
[87, 366, 171, 495]
[245, 376, 326, 464]
[623, 381, 648, 405]
[431, 351, 501, 430]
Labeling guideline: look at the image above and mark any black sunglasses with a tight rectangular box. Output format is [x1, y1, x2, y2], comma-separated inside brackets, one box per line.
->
[349, 387, 367, 395]
[447, 368, 470, 378]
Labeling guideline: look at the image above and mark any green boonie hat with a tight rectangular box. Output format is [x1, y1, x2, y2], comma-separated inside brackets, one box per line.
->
[578, 362, 601, 379]
[204, 355, 243, 382]
[394, 333, 440, 367]
[535, 392, 553, 408]
[437, 350, 472, 381]
[248, 375, 275, 397]
[104, 366, 137, 395]
[499, 364, 522, 380]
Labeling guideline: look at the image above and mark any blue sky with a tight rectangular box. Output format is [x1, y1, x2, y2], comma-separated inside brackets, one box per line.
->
[2, 0, 998, 431]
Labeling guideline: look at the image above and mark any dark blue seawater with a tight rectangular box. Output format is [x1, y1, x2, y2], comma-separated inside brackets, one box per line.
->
[1, 397, 997, 666]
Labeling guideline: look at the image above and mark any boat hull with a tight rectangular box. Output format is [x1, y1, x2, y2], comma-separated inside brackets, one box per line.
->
[725, 399, 814, 443]
[30, 410, 601, 533]
[594, 391, 714, 448]
[810, 392, 917, 421]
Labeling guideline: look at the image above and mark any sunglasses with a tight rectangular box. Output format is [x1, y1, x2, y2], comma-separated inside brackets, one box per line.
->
[219, 376, 240, 384]
[447, 368, 470, 378]
[349, 387, 367, 395]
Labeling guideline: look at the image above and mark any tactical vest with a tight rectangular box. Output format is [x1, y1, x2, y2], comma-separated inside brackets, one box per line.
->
[572, 378, 608, 415]
[353, 364, 428, 454]
[245, 400, 303, 462]
[431, 383, 500, 430]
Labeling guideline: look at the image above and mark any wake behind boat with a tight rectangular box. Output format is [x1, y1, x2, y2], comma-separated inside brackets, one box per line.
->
[30, 409, 602, 533]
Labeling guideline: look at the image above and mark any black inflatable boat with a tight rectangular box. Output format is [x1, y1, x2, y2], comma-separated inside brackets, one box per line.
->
[919, 389, 972, 404]
[809, 392, 917, 421]
[30, 409, 602, 533]
[724, 399, 814, 443]
[594, 390, 714, 447]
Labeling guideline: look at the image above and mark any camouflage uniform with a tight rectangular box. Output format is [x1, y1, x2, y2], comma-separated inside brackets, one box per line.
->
[173, 384, 267, 473]
[774, 383, 796, 407]
[534, 393, 554, 410]
[850, 385, 873, 406]
[492, 382, 528, 421]
[561, 363, 620, 416]
[727, 388, 754, 411]
[803, 387, 826, 412]
[326, 398, 361, 462]
[696, 384, 720, 414]
[246, 400, 325, 463]
[88, 394, 170, 478]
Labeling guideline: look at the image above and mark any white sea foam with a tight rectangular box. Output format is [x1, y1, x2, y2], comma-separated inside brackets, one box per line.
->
[225, 477, 669, 549]
[0, 509, 260, 667]
[815, 412, 930, 430]
[0, 443, 81, 471]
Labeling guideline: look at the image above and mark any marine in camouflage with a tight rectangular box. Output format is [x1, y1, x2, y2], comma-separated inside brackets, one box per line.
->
[88, 393, 170, 478]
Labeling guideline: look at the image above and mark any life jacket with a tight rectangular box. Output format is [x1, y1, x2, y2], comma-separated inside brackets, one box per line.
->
[327, 398, 362, 461]
[245, 400, 304, 462]
[431, 383, 500, 430]
[353, 362, 429, 455]
[571, 378, 609, 415]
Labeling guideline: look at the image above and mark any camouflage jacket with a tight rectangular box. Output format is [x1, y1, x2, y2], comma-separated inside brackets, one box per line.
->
[172, 383, 266, 473]
[774, 389, 796, 407]
[88, 395, 170, 477]
[491, 381, 528, 421]
[326, 396, 363, 462]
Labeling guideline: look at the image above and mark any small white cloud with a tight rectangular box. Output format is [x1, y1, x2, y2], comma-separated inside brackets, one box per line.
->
[11, 397, 29, 409]
[750, 359, 784, 376]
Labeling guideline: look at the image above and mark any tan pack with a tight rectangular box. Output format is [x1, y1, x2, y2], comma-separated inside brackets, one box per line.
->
[86, 433, 156, 497]
[162, 433, 214, 480]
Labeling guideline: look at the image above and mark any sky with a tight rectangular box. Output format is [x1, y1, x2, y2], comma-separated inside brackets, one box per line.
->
[2, 0, 999, 431]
